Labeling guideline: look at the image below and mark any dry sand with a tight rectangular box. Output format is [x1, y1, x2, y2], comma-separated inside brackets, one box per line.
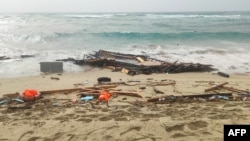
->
[0, 69, 250, 141]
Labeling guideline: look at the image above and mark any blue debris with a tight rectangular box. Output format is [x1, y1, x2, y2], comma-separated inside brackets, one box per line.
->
[218, 95, 229, 100]
[0, 100, 7, 105]
[81, 96, 94, 101]
[13, 98, 24, 103]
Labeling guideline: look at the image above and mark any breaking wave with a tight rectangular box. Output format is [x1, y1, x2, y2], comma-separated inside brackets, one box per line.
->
[96, 31, 250, 41]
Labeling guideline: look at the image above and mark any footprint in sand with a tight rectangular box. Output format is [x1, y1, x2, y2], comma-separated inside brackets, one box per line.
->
[77, 118, 92, 123]
[120, 126, 142, 136]
[99, 116, 112, 121]
[114, 117, 128, 121]
[187, 120, 208, 130]
[171, 133, 187, 138]
[164, 124, 185, 132]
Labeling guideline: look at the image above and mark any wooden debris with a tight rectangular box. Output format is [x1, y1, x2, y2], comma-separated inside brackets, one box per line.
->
[148, 93, 232, 103]
[152, 87, 164, 94]
[67, 50, 216, 75]
[204, 82, 249, 95]
[95, 81, 126, 86]
[221, 86, 249, 94]
[3, 93, 19, 98]
[139, 87, 146, 90]
[51, 77, 60, 80]
[218, 72, 229, 78]
[147, 80, 176, 86]
[204, 82, 228, 92]
[136, 57, 145, 63]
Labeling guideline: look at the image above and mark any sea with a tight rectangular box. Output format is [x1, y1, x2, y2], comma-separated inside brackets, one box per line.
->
[1, 11, 250, 78]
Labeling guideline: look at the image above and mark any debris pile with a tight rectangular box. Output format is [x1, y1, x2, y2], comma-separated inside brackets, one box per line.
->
[205, 82, 250, 96]
[58, 50, 216, 75]
[1, 77, 249, 112]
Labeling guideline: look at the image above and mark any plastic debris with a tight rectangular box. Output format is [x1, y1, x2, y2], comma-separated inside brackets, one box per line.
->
[13, 98, 24, 103]
[98, 90, 111, 101]
[0, 100, 7, 105]
[81, 96, 94, 101]
[218, 95, 229, 100]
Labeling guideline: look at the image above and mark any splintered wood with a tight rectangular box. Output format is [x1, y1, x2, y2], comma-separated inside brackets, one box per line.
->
[205, 82, 249, 94]
[69, 50, 216, 75]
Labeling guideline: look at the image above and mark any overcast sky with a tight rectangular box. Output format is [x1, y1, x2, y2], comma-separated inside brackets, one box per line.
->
[1, 0, 250, 13]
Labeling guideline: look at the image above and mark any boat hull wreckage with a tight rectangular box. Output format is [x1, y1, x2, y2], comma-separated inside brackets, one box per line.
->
[58, 50, 216, 75]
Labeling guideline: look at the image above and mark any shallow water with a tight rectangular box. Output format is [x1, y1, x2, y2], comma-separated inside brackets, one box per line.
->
[1, 12, 250, 77]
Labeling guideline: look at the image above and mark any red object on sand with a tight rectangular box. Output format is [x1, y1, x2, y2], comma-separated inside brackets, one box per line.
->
[20, 89, 40, 101]
[98, 90, 111, 101]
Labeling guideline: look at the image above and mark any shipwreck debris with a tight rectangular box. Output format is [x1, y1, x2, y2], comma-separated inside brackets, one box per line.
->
[147, 93, 233, 104]
[58, 50, 216, 75]
[218, 72, 230, 78]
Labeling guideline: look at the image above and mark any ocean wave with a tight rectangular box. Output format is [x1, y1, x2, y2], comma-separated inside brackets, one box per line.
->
[189, 49, 227, 55]
[145, 14, 241, 19]
[95, 31, 250, 41]
[64, 14, 113, 18]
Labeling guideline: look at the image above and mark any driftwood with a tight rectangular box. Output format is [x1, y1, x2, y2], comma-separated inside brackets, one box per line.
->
[92, 85, 118, 89]
[153, 87, 164, 94]
[148, 93, 232, 103]
[204, 82, 228, 92]
[204, 82, 249, 94]
[95, 81, 127, 86]
[98, 50, 148, 60]
[70, 50, 216, 75]
[147, 81, 176, 86]
[221, 86, 249, 94]
[3, 93, 19, 98]
[218, 72, 229, 78]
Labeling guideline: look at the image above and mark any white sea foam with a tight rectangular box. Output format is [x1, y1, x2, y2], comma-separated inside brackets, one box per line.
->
[64, 14, 113, 18]
[0, 12, 250, 78]
[146, 14, 241, 19]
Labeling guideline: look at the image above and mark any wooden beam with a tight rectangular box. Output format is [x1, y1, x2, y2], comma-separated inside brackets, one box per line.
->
[204, 82, 228, 92]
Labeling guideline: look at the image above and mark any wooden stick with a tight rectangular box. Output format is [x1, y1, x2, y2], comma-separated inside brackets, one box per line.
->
[3, 93, 19, 98]
[221, 86, 249, 94]
[148, 93, 232, 103]
[204, 82, 228, 92]
[95, 82, 126, 86]
[147, 82, 175, 86]
[94, 85, 118, 89]
[110, 91, 143, 98]
[153, 86, 164, 94]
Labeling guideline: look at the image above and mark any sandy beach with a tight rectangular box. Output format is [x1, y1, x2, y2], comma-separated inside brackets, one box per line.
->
[0, 69, 250, 141]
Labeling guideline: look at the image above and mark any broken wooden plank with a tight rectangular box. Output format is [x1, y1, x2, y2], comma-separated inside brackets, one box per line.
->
[147, 93, 232, 103]
[204, 82, 228, 92]
[136, 57, 145, 63]
[218, 72, 229, 78]
[95, 81, 126, 86]
[221, 86, 249, 94]
[147, 81, 176, 86]
[153, 86, 164, 94]
[3, 93, 19, 98]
